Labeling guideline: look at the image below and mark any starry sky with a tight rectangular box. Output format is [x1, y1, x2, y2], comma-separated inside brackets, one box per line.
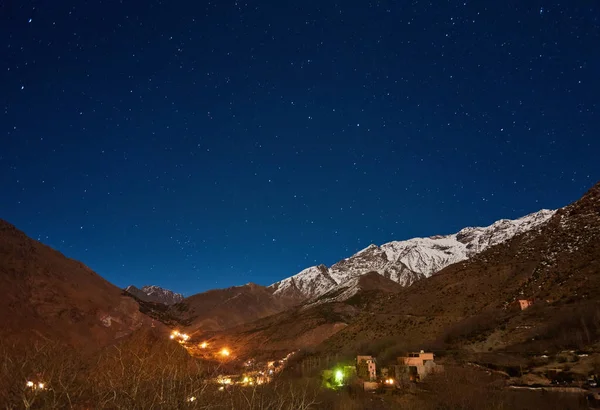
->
[1, 1, 599, 295]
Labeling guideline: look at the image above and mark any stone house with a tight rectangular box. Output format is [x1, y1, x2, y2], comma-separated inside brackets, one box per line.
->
[518, 299, 533, 310]
[356, 355, 377, 381]
[397, 351, 443, 381]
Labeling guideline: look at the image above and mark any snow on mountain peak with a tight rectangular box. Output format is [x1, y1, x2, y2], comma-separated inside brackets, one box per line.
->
[355, 244, 378, 255]
[269, 264, 336, 301]
[270, 209, 556, 300]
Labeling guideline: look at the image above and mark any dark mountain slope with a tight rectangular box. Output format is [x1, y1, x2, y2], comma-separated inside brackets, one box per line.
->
[200, 273, 405, 359]
[0, 220, 156, 349]
[172, 283, 296, 332]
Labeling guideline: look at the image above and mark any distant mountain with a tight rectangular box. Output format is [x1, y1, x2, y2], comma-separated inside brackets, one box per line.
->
[125, 285, 183, 305]
[173, 283, 296, 332]
[0, 220, 157, 349]
[270, 209, 555, 300]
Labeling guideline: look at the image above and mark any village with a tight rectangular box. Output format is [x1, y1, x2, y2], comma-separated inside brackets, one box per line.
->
[322, 350, 444, 392]
[165, 297, 538, 393]
[168, 330, 296, 388]
[162, 296, 600, 404]
[165, 325, 600, 406]
[168, 329, 446, 393]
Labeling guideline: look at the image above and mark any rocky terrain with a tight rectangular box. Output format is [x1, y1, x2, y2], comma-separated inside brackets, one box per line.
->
[170, 282, 296, 332]
[125, 284, 184, 305]
[303, 271, 403, 307]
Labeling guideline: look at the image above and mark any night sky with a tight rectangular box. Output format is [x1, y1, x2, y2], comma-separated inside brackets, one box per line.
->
[1, 1, 598, 295]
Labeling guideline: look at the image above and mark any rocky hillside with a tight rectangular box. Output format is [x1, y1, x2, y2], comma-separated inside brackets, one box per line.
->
[0, 220, 158, 349]
[202, 272, 404, 358]
[125, 285, 183, 305]
[270, 209, 555, 300]
[171, 283, 296, 332]
[321, 182, 600, 354]
[304, 271, 403, 307]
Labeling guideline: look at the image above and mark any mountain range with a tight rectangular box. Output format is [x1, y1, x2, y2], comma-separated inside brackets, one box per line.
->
[1, 182, 598, 364]
[205, 182, 600, 360]
[269, 209, 555, 301]
[126, 208, 557, 335]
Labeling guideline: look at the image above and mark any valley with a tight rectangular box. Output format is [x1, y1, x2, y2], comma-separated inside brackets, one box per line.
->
[4, 0, 597, 406]
[1, 182, 599, 408]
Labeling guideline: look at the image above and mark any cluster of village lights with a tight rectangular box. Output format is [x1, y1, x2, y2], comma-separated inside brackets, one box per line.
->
[169, 330, 190, 343]
[217, 376, 232, 385]
[216, 375, 264, 388]
[26, 380, 47, 391]
[169, 331, 231, 358]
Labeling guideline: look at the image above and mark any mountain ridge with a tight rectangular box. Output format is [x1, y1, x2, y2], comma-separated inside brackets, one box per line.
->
[174, 282, 296, 332]
[125, 284, 184, 305]
[270, 209, 556, 300]
[319, 181, 600, 355]
[205, 182, 599, 359]
[0, 219, 158, 349]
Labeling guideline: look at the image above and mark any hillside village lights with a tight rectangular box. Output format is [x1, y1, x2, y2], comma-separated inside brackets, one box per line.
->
[26, 380, 47, 391]
[217, 377, 232, 385]
[169, 330, 190, 343]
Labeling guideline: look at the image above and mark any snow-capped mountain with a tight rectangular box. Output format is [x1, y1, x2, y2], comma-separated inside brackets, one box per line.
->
[270, 209, 556, 300]
[303, 271, 404, 308]
[125, 285, 184, 305]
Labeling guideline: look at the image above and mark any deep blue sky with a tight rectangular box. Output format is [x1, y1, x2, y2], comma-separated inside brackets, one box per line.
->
[1, 1, 598, 295]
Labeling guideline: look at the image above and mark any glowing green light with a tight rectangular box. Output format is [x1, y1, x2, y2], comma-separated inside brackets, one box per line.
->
[335, 369, 344, 384]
